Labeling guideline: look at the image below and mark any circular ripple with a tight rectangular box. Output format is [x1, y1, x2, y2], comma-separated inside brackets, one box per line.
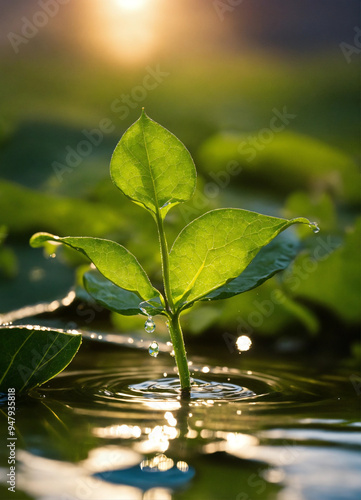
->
[128, 377, 256, 401]
[35, 363, 308, 409]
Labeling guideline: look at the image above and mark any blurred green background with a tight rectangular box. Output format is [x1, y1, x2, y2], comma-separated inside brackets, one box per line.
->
[0, 0, 359, 359]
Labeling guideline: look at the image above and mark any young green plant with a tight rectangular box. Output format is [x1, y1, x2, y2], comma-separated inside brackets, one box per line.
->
[30, 110, 316, 394]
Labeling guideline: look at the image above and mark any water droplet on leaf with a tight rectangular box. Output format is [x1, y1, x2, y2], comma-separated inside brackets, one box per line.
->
[309, 222, 320, 234]
[144, 318, 156, 333]
[148, 341, 159, 357]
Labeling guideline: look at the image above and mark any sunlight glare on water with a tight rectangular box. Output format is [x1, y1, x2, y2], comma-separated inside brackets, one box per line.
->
[236, 335, 252, 352]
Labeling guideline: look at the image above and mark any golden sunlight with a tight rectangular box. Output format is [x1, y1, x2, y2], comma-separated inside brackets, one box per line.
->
[81, 0, 162, 64]
[115, 0, 149, 11]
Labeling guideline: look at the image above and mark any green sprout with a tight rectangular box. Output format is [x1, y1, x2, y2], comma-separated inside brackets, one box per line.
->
[30, 110, 315, 395]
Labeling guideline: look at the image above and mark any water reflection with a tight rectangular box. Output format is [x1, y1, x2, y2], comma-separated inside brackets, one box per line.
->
[1, 347, 360, 499]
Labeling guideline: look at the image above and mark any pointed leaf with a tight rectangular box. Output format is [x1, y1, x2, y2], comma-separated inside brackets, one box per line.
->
[0, 326, 81, 394]
[201, 233, 298, 302]
[84, 269, 166, 316]
[30, 232, 161, 302]
[169, 208, 310, 309]
[110, 111, 196, 217]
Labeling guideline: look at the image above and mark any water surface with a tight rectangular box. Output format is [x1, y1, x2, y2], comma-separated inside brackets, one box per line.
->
[0, 336, 360, 500]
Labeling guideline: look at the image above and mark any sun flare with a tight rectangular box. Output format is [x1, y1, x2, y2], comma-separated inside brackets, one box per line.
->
[115, 0, 149, 11]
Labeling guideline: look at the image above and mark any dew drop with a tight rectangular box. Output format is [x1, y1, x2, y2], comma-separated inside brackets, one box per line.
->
[309, 222, 320, 234]
[139, 302, 148, 315]
[148, 341, 159, 357]
[144, 318, 156, 333]
[170, 350, 175, 357]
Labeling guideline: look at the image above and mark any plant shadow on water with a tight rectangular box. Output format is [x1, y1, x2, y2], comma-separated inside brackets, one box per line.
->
[1, 330, 360, 500]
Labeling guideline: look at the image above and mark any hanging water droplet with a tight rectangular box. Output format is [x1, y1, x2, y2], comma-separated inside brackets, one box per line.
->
[144, 318, 156, 333]
[309, 222, 320, 234]
[170, 350, 175, 357]
[139, 301, 150, 315]
[148, 341, 159, 357]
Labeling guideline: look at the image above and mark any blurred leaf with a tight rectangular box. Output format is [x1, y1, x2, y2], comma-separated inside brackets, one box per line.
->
[0, 226, 18, 279]
[0, 180, 123, 237]
[110, 110, 196, 218]
[198, 131, 360, 204]
[284, 218, 361, 323]
[169, 208, 310, 309]
[0, 225, 7, 245]
[214, 277, 303, 336]
[201, 233, 298, 301]
[84, 269, 165, 316]
[0, 120, 116, 191]
[0, 247, 18, 279]
[0, 326, 81, 394]
[271, 290, 319, 335]
[182, 305, 220, 335]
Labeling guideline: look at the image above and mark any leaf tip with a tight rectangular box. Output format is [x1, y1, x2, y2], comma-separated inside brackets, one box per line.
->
[30, 232, 57, 248]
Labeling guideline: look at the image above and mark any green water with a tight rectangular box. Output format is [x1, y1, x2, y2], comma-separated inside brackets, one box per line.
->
[0, 332, 360, 500]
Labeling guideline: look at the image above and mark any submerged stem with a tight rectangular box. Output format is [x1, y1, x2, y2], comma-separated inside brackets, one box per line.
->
[168, 313, 191, 394]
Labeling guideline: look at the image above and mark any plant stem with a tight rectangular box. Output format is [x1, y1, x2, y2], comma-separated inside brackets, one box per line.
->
[168, 313, 191, 394]
[155, 211, 191, 394]
[155, 212, 175, 314]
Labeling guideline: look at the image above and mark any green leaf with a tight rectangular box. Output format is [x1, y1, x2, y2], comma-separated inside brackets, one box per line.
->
[201, 233, 298, 302]
[110, 110, 196, 217]
[30, 232, 161, 302]
[0, 326, 81, 394]
[169, 208, 310, 309]
[84, 269, 166, 316]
